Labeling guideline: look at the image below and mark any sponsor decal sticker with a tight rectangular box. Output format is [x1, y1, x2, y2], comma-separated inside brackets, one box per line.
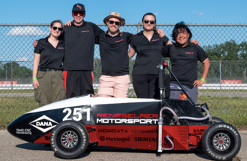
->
[131, 129, 157, 133]
[193, 129, 205, 135]
[96, 113, 158, 124]
[100, 136, 130, 142]
[135, 137, 157, 142]
[16, 128, 32, 135]
[98, 129, 128, 133]
[29, 115, 58, 133]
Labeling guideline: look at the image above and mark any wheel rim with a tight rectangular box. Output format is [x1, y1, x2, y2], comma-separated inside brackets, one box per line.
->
[60, 130, 79, 149]
[212, 132, 231, 151]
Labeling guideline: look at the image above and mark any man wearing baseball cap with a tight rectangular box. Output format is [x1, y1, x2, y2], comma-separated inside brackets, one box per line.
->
[63, 3, 104, 98]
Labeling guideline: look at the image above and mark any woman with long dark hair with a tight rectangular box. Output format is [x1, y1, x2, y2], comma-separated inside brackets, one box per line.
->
[32, 20, 66, 106]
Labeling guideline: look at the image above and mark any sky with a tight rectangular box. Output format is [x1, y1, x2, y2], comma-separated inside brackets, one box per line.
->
[0, 0, 247, 68]
[1, 0, 247, 24]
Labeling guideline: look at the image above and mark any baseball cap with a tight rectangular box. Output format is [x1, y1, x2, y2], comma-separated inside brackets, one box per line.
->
[72, 3, 85, 12]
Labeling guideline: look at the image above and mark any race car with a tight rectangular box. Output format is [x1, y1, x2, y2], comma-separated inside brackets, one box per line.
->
[7, 61, 241, 161]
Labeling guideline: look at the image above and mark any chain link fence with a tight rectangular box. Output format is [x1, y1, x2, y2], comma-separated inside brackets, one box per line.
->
[0, 24, 247, 130]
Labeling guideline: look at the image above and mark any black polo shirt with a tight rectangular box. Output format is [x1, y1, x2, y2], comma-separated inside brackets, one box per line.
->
[63, 21, 104, 71]
[97, 31, 133, 76]
[130, 31, 169, 74]
[162, 42, 208, 88]
[34, 37, 64, 70]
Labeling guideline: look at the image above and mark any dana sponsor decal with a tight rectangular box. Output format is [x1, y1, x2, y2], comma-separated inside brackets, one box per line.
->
[81, 30, 89, 32]
[100, 136, 130, 142]
[131, 129, 157, 133]
[98, 129, 128, 133]
[57, 47, 64, 50]
[96, 113, 158, 125]
[16, 128, 32, 135]
[115, 39, 123, 43]
[135, 137, 157, 142]
[185, 52, 194, 54]
[151, 38, 160, 41]
[29, 115, 58, 133]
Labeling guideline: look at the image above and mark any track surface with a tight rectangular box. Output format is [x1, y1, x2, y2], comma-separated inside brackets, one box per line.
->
[1, 130, 246, 161]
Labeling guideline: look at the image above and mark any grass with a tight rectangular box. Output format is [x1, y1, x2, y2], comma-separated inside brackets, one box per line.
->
[0, 94, 246, 130]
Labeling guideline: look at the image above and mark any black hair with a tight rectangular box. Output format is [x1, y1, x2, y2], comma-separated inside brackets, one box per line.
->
[142, 13, 156, 23]
[172, 21, 192, 41]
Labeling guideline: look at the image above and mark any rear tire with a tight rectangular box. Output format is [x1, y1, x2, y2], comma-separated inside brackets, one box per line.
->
[202, 123, 241, 161]
[50, 121, 89, 159]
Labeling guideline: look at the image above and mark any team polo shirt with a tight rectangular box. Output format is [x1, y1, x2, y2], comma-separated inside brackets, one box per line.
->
[63, 21, 104, 71]
[162, 42, 208, 88]
[98, 31, 133, 76]
[34, 37, 64, 70]
[130, 31, 169, 74]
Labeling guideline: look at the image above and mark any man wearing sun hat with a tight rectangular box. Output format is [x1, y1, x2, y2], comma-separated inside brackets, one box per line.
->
[96, 12, 133, 98]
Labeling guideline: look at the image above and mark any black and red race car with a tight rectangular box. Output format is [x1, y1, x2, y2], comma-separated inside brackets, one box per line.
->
[7, 61, 241, 161]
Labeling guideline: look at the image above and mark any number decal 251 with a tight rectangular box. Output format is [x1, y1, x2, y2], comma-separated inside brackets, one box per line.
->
[63, 108, 90, 121]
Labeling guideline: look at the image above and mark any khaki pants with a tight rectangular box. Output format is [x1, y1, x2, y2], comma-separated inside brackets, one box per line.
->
[34, 70, 66, 107]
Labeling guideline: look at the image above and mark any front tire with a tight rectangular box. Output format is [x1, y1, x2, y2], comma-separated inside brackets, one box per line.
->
[212, 116, 224, 124]
[50, 121, 89, 159]
[202, 123, 241, 161]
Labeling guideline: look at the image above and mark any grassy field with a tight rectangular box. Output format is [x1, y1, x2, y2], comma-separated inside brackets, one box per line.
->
[0, 94, 246, 130]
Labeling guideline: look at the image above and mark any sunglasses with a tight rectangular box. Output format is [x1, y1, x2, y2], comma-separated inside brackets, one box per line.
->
[109, 20, 120, 26]
[73, 12, 85, 16]
[52, 27, 63, 31]
[144, 20, 155, 24]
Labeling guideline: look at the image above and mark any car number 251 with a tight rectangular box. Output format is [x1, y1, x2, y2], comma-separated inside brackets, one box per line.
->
[63, 108, 90, 121]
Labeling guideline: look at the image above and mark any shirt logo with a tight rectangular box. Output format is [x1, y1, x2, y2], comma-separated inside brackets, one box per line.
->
[77, 5, 81, 9]
[185, 52, 194, 54]
[115, 39, 124, 43]
[151, 38, 160, 41]
[81, 30, 89, 33]
[57, 47, 64, 50]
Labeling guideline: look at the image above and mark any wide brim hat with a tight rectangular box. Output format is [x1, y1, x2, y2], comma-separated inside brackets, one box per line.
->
[103, 12, 125, 26]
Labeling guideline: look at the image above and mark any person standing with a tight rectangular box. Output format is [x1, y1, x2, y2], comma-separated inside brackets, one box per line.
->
[63, 3, 104, 98]
[162, 22, 210, 103]
[33, 20, 65, 107]
[96, 12, 132, 98]
[128, 13, 171, 99]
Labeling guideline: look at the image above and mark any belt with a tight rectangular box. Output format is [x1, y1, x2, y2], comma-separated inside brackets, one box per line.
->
[38, 68, 62, 71]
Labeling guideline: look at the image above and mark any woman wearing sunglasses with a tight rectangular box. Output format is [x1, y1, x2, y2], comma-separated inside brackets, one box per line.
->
[128, 13, 173, 98]
[32, 20, 66, 107]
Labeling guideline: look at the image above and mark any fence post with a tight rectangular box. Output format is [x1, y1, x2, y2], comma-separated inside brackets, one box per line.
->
[11, 61, 13, 90]
[220, 60, 221, 90]
[137, 22, 141, 32]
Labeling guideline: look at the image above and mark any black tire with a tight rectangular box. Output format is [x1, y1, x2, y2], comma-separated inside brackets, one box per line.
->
[50, 121, 89, 159]
[202, 123, 241, 161]
[212, 116, 224, 124]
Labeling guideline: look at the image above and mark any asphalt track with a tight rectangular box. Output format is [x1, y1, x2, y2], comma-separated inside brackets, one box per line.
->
[1, 92, 247, 97]
[0, 130, 246, 161]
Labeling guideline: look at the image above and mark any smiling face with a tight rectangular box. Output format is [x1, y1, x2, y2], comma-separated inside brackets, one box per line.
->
[72, 11, 85, 24]
[142, 15, 156, 31]
[176, 28, 190, 47]
[49, 22, 63, 38]
[107, 18, 121, 33]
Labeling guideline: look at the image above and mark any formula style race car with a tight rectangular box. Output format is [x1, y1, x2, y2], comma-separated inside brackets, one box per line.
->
[8, 61, 241, 161]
